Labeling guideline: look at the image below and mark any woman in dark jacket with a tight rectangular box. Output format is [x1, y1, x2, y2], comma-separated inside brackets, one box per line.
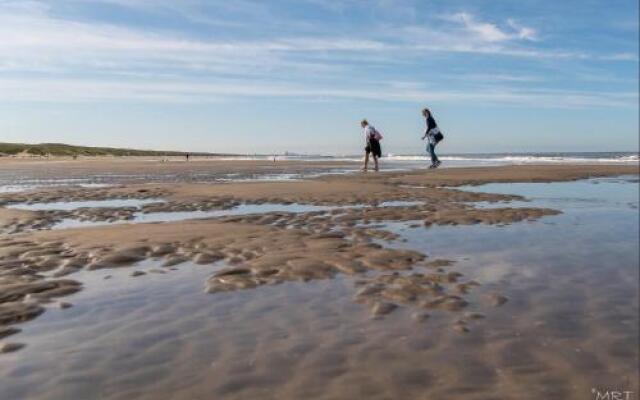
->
[421, 108, 443, 168]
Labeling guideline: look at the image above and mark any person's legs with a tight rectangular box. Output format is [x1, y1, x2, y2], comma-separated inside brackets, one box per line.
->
[427, 143, 436, 166]
[432, 143, 440, 165]
[371, 139, 381, 171]
[363, 151, 370, 171]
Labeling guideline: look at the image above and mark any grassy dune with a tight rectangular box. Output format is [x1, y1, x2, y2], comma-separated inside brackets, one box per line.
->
[0, 142, 222, 157]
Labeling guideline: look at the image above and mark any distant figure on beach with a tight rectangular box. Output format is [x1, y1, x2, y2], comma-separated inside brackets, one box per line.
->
[185, 153, 190, 161]
[421, 108, 444, 169]
[361, 119, 383, 172]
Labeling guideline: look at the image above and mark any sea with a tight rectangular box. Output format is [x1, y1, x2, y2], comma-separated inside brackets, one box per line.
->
[0, 151, 637, 191]
[213, 151, 639, 166]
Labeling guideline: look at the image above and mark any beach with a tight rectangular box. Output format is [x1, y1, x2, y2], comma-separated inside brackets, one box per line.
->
[0, 159, 638, 400]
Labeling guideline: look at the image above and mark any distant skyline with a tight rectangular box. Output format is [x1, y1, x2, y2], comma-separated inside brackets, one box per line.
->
[1, 0, 638, 154]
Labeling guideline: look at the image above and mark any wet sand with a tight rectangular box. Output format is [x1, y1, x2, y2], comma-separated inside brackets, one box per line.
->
[0, 161, 638, 399]
[0, 158, 356, 187]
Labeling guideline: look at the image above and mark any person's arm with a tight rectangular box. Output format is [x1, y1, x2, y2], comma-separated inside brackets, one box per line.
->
[421, 119, 428, 140]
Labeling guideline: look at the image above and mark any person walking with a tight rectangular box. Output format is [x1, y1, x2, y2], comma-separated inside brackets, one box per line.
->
[361, 119, 382, 172]
[421, 108, 444, 168]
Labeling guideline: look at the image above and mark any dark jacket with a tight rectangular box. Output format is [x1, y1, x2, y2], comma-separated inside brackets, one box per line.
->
[425, 116, 438, 133]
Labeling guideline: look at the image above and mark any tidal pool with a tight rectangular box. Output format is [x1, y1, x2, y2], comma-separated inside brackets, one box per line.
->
[8, 198, 164, 211]
[42, 201, 424, 230]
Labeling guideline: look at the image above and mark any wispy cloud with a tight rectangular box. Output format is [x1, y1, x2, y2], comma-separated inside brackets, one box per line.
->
[507, 19, 538, 41]
[444, 12, 537, 43]
[0, 4, 630, 80]
[1, 77, 636, 109]
[0, 7, 383, 80]
[0, 0, 636, 109]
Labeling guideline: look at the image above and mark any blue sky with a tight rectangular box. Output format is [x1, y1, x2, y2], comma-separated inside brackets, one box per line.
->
[0, 0, 638, 154]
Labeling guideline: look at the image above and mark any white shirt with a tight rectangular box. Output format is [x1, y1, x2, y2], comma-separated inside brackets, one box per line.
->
[364, 125, 376, 141]
[426, 126, 440, 145]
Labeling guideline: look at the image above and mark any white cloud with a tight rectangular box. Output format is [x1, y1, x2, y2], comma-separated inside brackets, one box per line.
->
[454, 73, 543, 83]
[507, 19, 538, 41]
[0, 2, 635, 110]
[1, 77, 636, 109]
[0, 2, 631, 80]
[0, 7, 388, 80]
[450, 12, 510, 42]
[600, 52, 639, 61]
[445, 12, 537, 43]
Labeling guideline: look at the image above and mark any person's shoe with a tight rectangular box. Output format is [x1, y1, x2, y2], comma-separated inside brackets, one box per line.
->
[435, 161, 442, 168]
[428, 164, 436, 169]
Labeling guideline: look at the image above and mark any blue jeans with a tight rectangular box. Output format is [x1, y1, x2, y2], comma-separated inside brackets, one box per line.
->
[427, 143, 439, 164]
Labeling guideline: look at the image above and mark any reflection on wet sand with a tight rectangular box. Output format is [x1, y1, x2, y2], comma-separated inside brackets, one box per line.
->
[0, 163, 638, 400]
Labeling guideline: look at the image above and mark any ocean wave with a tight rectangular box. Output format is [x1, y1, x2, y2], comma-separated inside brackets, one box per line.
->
[205, 153, 639, 164]
[384, 154, 639, 164]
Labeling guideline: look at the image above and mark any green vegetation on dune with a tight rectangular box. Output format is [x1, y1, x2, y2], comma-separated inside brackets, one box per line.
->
[0, 142, 222, 157]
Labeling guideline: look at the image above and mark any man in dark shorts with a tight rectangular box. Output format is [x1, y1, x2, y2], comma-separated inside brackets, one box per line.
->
[361, 119, 382, 172]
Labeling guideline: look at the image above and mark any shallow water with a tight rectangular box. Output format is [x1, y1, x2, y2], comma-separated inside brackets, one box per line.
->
[376, 200, 423, 208]
[49, 201, 424, 229]
[458, 176, 639, 210]
[215, 169, 360, 182]
[50, 203, 337, 230]
[8, 198, 165, 211]
[0, 182, 113, 193]
[0, 168, 355, 190]
[0, 178, 638, 400]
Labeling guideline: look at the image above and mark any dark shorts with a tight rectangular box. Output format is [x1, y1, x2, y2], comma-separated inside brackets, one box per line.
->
[365, 138, 382, 158]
